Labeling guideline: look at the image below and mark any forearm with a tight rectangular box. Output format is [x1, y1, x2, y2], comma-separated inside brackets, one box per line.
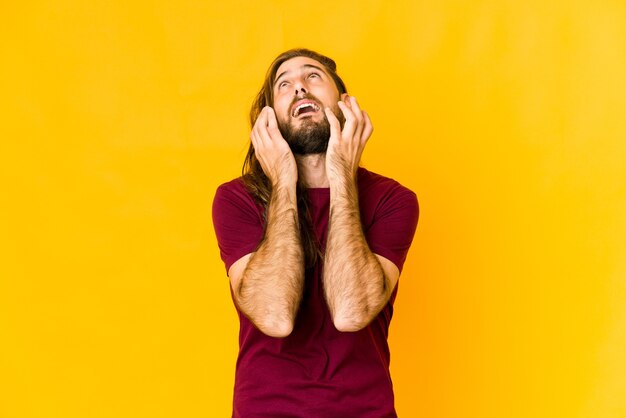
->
[324, 176, 389, 332]
[236, 183, 304, 337]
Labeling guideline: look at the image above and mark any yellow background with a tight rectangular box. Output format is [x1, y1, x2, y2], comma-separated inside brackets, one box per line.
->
[1, 1, 625, 417]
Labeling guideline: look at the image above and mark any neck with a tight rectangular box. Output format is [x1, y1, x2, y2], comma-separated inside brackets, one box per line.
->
[295, 153, 329, 188]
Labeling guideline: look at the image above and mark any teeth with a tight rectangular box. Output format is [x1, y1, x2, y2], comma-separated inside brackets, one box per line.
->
[293, 102, 319, 117]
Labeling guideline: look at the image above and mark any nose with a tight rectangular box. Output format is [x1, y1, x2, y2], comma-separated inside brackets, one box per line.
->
[293, 78, 307, 95]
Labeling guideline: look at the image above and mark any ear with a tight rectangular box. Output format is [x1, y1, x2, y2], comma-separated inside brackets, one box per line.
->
[340, 93, 349, 103]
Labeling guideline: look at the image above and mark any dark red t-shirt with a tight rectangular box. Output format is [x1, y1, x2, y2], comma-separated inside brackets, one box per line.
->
[212, 167, 419, 418]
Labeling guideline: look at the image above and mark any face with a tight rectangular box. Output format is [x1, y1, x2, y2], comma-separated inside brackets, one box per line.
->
[272, 56, 345, 155]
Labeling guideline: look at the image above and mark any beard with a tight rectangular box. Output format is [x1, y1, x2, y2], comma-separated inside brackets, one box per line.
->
[277, 101, 344, 155]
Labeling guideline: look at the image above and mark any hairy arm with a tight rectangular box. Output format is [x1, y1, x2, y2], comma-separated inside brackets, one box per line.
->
[323, 96, 399, 332]
[229, 106, 304, 338]
[230, 182, 304, 338]
[324, 174, 398, 332]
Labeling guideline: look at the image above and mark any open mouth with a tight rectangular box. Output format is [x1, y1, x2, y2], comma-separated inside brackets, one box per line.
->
[292, 101, 321, 117]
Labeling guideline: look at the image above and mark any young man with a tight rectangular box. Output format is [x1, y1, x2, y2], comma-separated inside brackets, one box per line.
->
[212, 48, 419, 417]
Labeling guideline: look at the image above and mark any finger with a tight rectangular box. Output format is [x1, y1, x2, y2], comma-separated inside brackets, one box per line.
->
[337, 101, 356, 138]
[250, 130, 261, 152]
[255, 107, 274, 145]
[325, 107, 341, 141]
[343, 94, 352, 110]
[265, 107, 283, 141]
[361, 110, 373, 142]
[260, 106, 269, 124]
[349, 96, 363, 121]
[253, 107, 267, 145]
[254, 106, 268, 127]
[266, 107, 278, 128]
[349, 96, 364, 140]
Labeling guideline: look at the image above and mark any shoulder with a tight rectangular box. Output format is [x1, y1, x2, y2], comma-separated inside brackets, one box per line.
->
[215, 176, 248, 197]
[357, 167, 418, 205]
[213, 177, 264, 219]
[357, 168, 420, 273]
[215, 177, 257, 205]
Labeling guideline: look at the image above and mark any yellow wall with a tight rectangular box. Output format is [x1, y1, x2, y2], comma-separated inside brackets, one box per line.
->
[1, 1, 625, 417]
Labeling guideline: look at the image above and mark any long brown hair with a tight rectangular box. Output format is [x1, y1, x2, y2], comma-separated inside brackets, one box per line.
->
[242, 48, 348, 268]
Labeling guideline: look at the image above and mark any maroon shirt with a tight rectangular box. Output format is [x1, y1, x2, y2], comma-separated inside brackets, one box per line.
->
[212, 167, 419, 418]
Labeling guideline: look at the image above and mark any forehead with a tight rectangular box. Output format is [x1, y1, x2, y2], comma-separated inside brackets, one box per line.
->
[274, 56, 327, 80]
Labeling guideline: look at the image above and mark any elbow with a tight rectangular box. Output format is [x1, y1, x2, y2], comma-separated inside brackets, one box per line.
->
[257, 319, 294, 338]
[333, 314, 369, 333]
[332, 298, 382, 332]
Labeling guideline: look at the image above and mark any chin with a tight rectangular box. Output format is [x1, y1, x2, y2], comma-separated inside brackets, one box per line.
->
[287, 123, 330, 155]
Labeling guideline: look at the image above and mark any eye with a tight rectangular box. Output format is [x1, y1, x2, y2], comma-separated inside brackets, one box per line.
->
[308, 72, 320, 79]
[278, 81, 289, 89]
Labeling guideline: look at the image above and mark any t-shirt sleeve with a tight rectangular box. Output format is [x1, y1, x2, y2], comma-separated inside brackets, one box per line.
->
[365, 187, 419, 274]
[212, 181, 265, 275]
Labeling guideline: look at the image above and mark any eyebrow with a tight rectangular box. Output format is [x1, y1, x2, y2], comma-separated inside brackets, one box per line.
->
[274, 64, 326, 88]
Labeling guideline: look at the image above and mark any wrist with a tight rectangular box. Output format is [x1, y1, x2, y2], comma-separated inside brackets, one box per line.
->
[329, 179, 358, 209]
[272, 179, 297, 198]
[327, 160, 358, 184]
[329, 171, 357, 191]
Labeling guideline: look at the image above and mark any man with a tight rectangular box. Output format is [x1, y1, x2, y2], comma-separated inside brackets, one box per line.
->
[212, 48, 419, 417]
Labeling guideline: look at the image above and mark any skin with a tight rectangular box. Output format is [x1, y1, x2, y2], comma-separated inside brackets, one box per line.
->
[228, 56, 400, 336]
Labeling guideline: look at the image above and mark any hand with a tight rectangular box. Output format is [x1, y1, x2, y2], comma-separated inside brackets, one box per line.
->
[324, 95, 373, 184]
[250, 107, 298, 188]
